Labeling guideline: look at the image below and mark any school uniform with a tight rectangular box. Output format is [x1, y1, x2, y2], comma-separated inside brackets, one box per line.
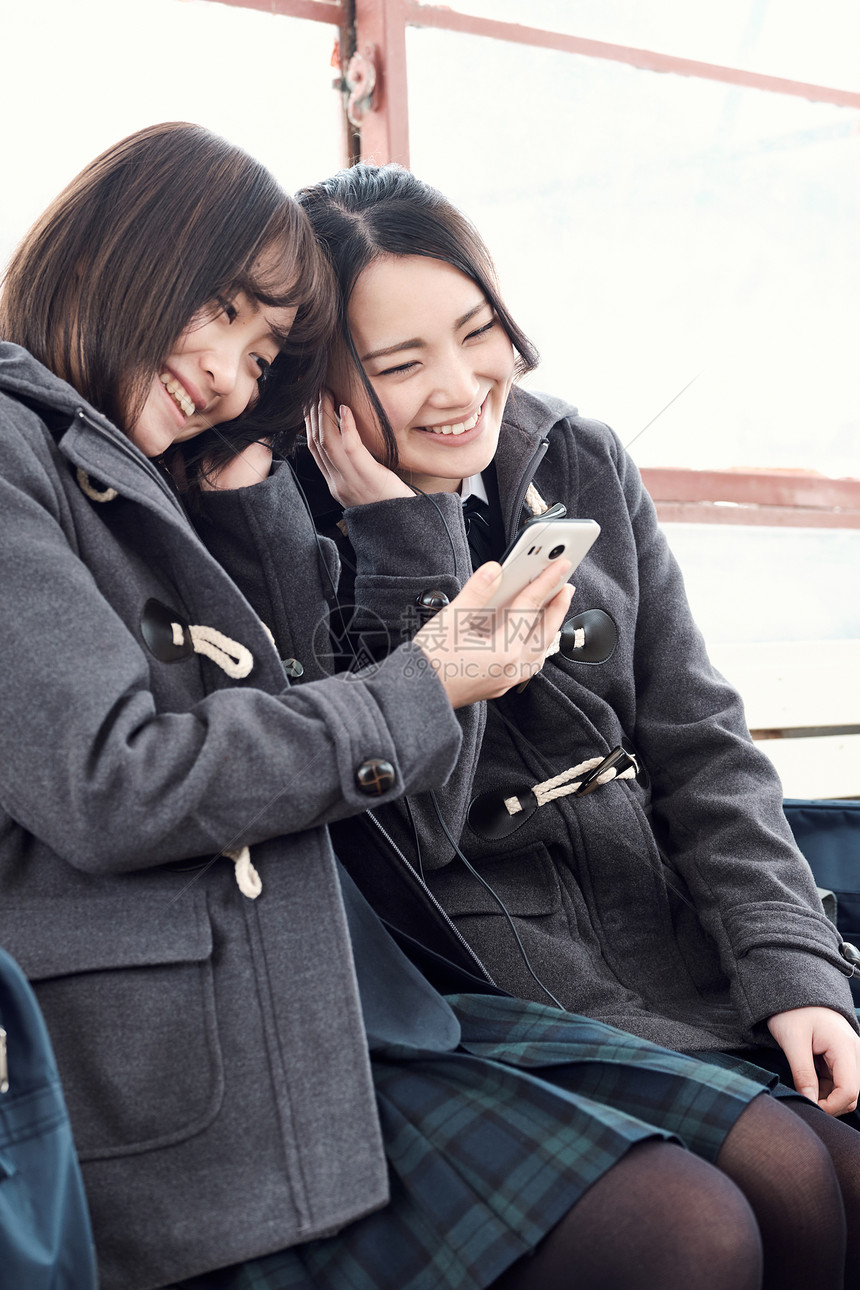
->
[0, 346, 796, 1290]
[300, 386, 859, 1056]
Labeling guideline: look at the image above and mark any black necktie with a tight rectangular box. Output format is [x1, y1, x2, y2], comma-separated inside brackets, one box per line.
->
[462, 495, 494, 570]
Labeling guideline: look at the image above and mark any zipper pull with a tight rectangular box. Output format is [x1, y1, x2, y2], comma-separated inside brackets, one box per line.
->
[0, 1026, 8, 1093]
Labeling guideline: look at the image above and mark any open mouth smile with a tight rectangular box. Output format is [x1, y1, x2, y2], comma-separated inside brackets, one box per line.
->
[419, 402, 483, 437]
[159, 371, 195, 419]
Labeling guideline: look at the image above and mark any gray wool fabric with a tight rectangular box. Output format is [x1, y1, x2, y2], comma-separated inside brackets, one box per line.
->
[0, 343, 466, 1290]
[323, 386, 859, 1053]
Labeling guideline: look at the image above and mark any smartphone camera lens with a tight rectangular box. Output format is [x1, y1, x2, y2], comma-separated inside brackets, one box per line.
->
[548, 544, 565, 559]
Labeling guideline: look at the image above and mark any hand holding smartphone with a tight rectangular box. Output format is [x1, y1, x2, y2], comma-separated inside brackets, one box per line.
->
[483, 517, 600, 610]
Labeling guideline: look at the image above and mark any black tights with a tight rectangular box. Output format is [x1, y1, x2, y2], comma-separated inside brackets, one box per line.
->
[492, 1093, 854, 1290]
[491, 1139, 762, 1290]
[785, 1099, 860, 1275]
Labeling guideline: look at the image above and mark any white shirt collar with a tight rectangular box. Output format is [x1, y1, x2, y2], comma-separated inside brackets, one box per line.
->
[459, 472, 489, 505]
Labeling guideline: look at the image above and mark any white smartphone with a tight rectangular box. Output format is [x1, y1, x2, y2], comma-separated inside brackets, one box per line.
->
[483, 516, 600, 610]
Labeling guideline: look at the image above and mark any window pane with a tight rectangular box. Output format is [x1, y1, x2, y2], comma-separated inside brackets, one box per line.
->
[408, 22, 860, 786]
[407, 27, 860, 477]
[0, 0, 341, 270]
[430, 0, 860, 88]
[665, 526, 860, 644]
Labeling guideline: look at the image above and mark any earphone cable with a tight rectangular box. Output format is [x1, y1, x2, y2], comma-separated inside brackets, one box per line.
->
[403, 795, 425, 883]
[430, 790, 566, 1012]
[289, 452, 562, 1007]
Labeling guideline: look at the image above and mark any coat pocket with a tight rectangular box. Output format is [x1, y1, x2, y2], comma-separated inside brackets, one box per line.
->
[427, 844, 573, 1004]
[0, 891, 223, 1161]
[428, 842, 562, 919]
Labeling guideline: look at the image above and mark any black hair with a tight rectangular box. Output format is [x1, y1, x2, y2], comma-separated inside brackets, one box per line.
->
[296, 163, 537, 466]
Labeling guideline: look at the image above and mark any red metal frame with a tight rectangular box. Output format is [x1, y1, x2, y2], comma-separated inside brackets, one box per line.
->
[399, 3, 860, 113]
[202, 1, 860, 129]
[639, 468, 860, 528]
[351, 0, 860, 170]
[351, 0, 409, 165]
[203, 0, 860, 526]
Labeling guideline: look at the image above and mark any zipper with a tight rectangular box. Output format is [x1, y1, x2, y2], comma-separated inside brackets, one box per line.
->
[0, 1026, 8, 1093]
[365, 812, 498, 986]
[506, 435, 551, 541]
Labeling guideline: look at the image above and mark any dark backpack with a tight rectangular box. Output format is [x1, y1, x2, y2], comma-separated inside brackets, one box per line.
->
[0, 946, 97, 1287]
[784, 798, 860, 1008]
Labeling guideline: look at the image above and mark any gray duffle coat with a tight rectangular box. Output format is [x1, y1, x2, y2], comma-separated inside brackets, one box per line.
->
[0, 343, 467, 1290]
[307, 387, 859, 1054]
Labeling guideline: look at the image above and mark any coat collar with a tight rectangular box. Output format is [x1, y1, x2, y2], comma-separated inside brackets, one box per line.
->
[58, 408, 187, 523]
[293, 385, 580, 541]
[0, 342, 189, 523]
[496, 386, 578, 538]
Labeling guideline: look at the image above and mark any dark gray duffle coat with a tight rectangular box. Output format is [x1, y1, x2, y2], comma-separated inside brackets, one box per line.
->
[0, 344, 466, 1290]
[309, 386, 859, 1053]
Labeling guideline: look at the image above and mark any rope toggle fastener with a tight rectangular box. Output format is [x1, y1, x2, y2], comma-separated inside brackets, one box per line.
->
[468, 739, 648, 841]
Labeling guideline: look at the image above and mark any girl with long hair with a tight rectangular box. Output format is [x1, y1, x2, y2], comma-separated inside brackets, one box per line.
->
[293, 160, 860, 1288]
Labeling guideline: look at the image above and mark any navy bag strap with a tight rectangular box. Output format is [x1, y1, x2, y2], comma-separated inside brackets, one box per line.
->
[0, 946, 98, 1287]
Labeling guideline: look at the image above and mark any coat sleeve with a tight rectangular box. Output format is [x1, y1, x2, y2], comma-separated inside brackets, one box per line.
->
[0, 427, 463, 875]
[342, 490, 473, 646]
[344, 492, 489, 854]
[196, 466, 486, 857]
[605, 429, 858, 1031]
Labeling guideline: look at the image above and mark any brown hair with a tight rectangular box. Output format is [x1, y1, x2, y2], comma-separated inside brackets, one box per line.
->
[296, 162, 538, 467]
[0, 121, 335, 463]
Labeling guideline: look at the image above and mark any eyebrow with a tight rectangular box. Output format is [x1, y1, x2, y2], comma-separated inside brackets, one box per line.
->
[360, 300, 489, 362]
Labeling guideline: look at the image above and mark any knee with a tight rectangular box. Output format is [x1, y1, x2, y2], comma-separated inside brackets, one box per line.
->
[698, 1180, 764, 1286]
[658, 1154, 764, 1287]
[592, 1143, 764, 1289]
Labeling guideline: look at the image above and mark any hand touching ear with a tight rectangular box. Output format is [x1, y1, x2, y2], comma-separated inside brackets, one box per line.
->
[306, 390, 413, 506]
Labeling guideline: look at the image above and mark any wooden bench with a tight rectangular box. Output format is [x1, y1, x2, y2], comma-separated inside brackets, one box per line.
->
[708, 639, 860, 799]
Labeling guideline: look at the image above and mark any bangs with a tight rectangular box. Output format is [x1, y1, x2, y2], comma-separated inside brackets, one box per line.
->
[179, 201, 336, 487]
[232, 202, 336, 356]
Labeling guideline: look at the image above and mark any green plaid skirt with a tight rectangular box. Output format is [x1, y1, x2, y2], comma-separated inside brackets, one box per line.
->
[179, 995, 787, 1290]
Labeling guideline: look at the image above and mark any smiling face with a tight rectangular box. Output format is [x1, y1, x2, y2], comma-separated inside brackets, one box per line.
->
[341, 254, 517, 494]
[127, 292, 296, 458]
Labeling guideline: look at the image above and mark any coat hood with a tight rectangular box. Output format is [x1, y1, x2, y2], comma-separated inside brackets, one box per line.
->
[508, 386, 579, 433]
